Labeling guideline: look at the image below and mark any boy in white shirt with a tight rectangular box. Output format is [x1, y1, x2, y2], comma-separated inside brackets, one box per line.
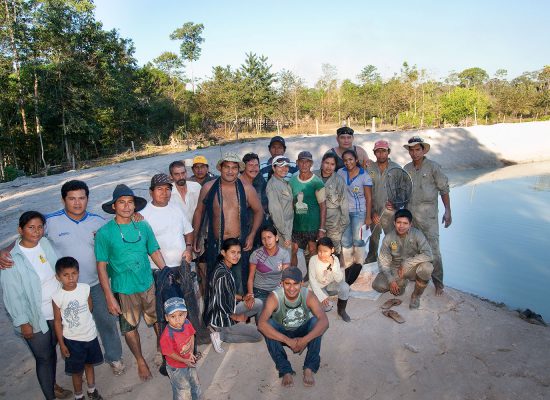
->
[308, 237, 352, 322]
[52, 257, 104, 400]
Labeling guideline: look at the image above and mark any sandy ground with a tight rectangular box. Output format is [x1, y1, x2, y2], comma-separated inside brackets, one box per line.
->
[1, 121, 550, 399]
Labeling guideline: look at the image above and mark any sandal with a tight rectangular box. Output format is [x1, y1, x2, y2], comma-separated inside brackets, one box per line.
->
[381, 298, 402, 310]
[382, 309, 405, 324]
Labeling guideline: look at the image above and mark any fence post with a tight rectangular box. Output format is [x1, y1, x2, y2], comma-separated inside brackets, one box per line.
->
[131, 141, 136, 161]
[371, 117, 376, 133]
[315, 119, 319, 135]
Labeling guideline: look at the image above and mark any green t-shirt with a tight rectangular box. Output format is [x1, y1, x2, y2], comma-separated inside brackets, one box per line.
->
[95, 219, 159, 295]
[289, 174, 325, 232]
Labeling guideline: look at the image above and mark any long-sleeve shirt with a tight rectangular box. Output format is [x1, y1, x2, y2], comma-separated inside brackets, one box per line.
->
[404, 157, 449, 212]
[367, 159, 402, 215]
[207, 261, 237, 328]
[378, 228, 433, 283]
[308, 254, 344, 302]
[315, 171, 349, 235]
[266, 175, 294, 243]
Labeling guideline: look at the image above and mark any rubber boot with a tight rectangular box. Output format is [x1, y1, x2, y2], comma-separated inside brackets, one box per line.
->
[337, 299, 351, 322]
[410, 278, 429, 309]
[345, 263, 362, 285]
[353, 245, 366, 266]
[341, 247, 354, 269]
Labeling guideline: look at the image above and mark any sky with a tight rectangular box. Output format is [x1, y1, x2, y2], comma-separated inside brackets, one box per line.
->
[93, 0, 550, 86]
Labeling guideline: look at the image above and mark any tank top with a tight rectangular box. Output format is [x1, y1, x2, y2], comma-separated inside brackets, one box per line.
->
[271, 286, 312, 330]
[328, 145, 357, 171]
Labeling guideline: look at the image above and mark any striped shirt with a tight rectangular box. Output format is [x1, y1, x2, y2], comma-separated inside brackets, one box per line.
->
[207, 261, 237, 328]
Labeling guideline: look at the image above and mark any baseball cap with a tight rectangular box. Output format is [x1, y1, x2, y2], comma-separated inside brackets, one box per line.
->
[150, 173, 173, 190]
[281, 267, 303, 283]
[297, 151, 313, 161]
[164, 297, 187, 315]
[192, 155, 208, 165]
[269, 136, 286, 149]
[373, 140, 390, 151]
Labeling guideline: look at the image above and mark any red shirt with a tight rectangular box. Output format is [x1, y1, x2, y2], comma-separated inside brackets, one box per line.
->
[160, 320, 196, 368]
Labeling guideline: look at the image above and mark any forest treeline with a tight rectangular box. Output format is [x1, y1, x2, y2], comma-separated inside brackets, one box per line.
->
[1, 0, 549, 181]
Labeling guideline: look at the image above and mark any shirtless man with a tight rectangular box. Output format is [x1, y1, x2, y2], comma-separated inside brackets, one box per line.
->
[192, 153, 264, 294]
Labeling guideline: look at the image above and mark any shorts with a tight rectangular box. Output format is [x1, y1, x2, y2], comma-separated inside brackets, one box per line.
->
[115, 283, 157, 334]
[292, 231, 317, 249]
[64, 337, 104, 374]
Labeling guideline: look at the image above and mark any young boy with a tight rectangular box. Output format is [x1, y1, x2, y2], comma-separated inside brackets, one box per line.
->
[160, 297, 201, 400]
[52, 257, 104, 400]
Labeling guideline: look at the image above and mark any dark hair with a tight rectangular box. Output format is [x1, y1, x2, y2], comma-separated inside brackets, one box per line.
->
[395, 208, 413, 222]
[217, 238, 241, 262]
[261, 225, 278, 236]
[337, 126, 354, 136]
[55, 256, 79, 274]
[61, 180, 89, 199]
[322, 152, 338, 164]
[242, 153, 259, 164]
[168, 160, 186, 175]
[316, 236, 334, 249]
[342, 149, 360, 168]
[19, 211, 45, 229]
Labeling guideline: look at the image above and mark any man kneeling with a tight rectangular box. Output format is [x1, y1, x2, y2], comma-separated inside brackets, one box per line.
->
[258, 267, 329, 388]
[372, 209, 433, 309]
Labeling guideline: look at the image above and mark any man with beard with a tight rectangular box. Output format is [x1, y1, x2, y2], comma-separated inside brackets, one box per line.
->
[169, 160, 202, 224]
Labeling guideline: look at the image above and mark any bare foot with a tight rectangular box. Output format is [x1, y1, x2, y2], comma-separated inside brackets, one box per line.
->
[435, 284, 444, 296]
[303, 368, 315, 387]
[281, 373, 294, 387]
[137, 360, 152, 381]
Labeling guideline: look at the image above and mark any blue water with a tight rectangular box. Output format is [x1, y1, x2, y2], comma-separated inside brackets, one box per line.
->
[441, 173, 550, 322]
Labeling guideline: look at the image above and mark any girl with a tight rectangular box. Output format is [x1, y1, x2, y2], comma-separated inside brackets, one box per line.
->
[205, 238, 263, 353]
[337, 149, 373, 285]
[247, 226, 291, 303]
[1, 211, 72, 400]
[308, 237, 351, 322]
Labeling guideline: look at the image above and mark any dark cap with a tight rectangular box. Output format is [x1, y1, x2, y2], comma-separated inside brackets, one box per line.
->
[281, 267, 303, 283]
[269, 136, 286, 149]
[297, 151, 313, 161]
[337, 126, 354, 136]
[150, 173, 173, 190]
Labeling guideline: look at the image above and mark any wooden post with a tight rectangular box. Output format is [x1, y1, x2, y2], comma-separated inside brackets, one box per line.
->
[131, 141, 136, 161]
[371, 117, 376, 133]
[315, 119, 319, 135]
[277, 121, 280, 135]
[474, 106, 478, 125]
[72, 154, 75, 170]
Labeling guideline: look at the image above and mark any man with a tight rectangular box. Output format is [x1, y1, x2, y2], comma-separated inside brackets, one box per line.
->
[188, 155, 218, 186]
[259, 136, 298, 181]
[95, 184, 167, 381]
[365, 140, 402, 263]
[0, 180, 125, 379]
[168, 160, 202, 224]
[258, 267, 329, 388]
[403, 136, 452, 296]
[266, 156, 294, 251]
[289, 151, 327, 275]
[372, 209, 433, 309]
[325, 126, 370, 171]
[192, 153, 264, 294]
[241, 152, 269, 248]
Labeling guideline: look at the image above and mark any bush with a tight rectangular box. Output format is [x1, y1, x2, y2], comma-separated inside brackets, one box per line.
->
[2, 166, 25, 182]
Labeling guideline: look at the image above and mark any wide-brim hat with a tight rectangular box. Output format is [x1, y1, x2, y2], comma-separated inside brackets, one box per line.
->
[403, 136, 430, 153]
[216, 152, 245, 172]
[101, 184, 147, 214]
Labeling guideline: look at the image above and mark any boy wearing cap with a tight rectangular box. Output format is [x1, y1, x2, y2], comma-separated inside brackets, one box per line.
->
[366, 140, 402, 263]
[266, 155, 295, 250]
[95, 184, 167, 381]
[160, 297, 201, 400]
[258, 267, 329, 388]
[403, 137, 452, 296]
[259, 136, 298, 181]
[289, 151, 327, 276]
[189, 155, 218, 186]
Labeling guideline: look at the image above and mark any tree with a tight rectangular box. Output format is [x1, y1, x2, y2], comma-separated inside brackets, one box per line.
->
[441, 87, 489, 125]
[458, 67, 489, 88]
[170, 22, 204, 93]
[277, 69, 305, 131]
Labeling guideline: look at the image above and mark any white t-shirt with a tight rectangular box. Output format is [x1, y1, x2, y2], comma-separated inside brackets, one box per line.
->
[19, 243, 59, 320]
[141, 202, 193, 268]
[169, 181, 201, 224]
[52, 283, 97, 341]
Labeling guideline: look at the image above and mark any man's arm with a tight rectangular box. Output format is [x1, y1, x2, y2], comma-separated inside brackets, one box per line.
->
[293, 291, 329, 352]
[0, 241, 16, 269]
[183, 231, 194, 263]
[432, 163, 451, 228]
[97, 261, 121, 316]
[441, 193, 452, 228]
[402, 230, 433, 270]
[363, 185, 373, 226]
[244, 184, 264, 251]
[315, 186, 327, 239]
[258, 293, 295, 347]
[191, 182, 212, 253]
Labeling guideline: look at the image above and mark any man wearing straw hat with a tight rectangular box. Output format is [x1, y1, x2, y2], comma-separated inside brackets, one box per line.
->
[403, 136, 452, 296]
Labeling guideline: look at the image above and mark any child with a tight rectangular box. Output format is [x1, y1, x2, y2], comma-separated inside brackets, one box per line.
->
[308, 237, 352, 322]
[160, 297, 201, 400]
[52, 257, 104, 400]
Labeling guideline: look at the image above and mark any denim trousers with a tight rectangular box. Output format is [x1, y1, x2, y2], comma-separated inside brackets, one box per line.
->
[90, 283, 123, 363]
[166, 365, 201, 400]
[219, 300, 263, 343]
[341, 211, 366, 248]
[264, 317, 322, 377]
[24, 320, 57, 400]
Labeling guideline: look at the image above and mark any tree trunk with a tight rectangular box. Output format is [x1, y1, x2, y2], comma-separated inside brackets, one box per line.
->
[33, 70, 47, 170]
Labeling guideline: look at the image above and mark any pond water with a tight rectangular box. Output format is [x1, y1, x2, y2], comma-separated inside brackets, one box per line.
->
[440, 168, 550, 322]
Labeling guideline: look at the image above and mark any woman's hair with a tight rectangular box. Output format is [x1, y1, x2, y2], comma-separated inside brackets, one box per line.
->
[316, 236, 334, 249]
[322, 152, 338, 164]
[217, 237, 241, 261]
[342, 149, 360, 167]
[261, 225, 278, 236]
[19, 211, 45, 229]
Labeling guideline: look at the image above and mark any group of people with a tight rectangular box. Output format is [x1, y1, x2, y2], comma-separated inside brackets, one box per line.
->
[0, 126, 452, 398]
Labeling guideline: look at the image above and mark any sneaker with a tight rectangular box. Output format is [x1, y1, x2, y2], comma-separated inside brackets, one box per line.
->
[109, 359, 126, 376]
[54, 384, 72, 399]
[323, 301, 333, 312]
[209, 331, 224, 354]
[87, 389, 103, 400]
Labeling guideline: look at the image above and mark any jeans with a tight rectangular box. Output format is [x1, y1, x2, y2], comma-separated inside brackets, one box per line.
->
[219, 300, 263, 343]
[264, 317, 322, 377]
[166, 365, 201, 400]
[24, 320, 57, 400]
[90, 283, 123, 363]
[342, 211, 366, 248]
[322, 280, 350, 300]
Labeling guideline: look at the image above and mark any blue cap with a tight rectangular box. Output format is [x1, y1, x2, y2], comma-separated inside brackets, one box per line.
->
[164, 297, 187, 315]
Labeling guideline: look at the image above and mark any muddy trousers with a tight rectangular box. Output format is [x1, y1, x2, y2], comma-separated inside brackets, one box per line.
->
[372, 261, 434, 293]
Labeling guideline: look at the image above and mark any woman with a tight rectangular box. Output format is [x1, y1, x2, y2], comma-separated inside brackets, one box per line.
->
[1, 211, 72, 400]
[337, 149, 373, 285]
[315, 153, 349, 259]
[247, 226, 291, 303]
[325, 126, 370, 171]
[205, 238, 264, 354]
